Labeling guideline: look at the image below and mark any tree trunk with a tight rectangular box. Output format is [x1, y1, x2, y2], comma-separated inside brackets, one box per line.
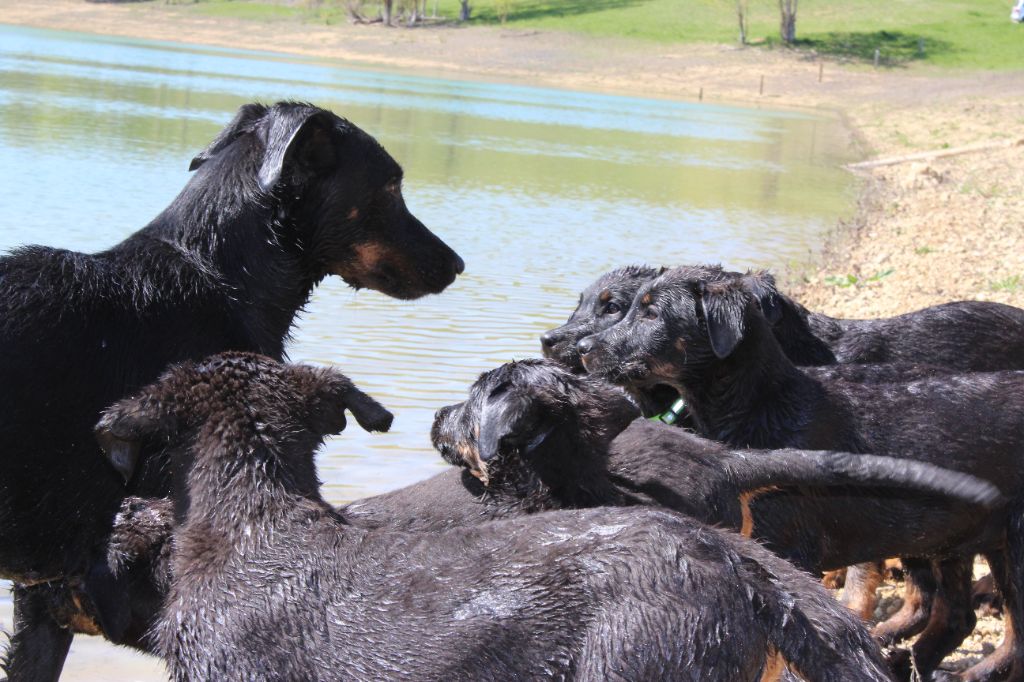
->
[459, 0, 471, 21]
[778, 0, 797, 44]
[736, 0, 749, 45]
[382, 0, 393, 25]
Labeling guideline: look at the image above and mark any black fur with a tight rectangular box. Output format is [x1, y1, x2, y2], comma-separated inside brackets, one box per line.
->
[101, 352, 895, 682]
[432, 360, 1001, 567]
[579, 267, 1024, 682]
[0, 102, 462, 678]
[546, 265, 1024, 372]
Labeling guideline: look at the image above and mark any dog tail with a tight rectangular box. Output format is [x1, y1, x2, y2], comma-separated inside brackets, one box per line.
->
[727, 449, 1003, 508]
[733, 539, 895, 682]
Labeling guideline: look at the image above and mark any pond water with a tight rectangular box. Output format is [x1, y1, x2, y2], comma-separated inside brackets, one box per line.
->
[0, 23, 856, 679]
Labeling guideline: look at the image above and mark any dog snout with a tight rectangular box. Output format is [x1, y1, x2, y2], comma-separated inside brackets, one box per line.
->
[452, 253, 465, 276]
[576, 337, 597, 360]
[540, 330, 562, 350]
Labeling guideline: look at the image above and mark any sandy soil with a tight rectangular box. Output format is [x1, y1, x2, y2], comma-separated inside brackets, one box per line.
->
[2, 0, 1023, 678]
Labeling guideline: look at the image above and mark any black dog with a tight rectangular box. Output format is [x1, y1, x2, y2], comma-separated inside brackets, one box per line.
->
[432, 360, 1000, 571]
[544, 265, 1024, 373]
[0, 101, 462, 679]
[99, 352, 896, 682]
[578, 269, 1024, 682]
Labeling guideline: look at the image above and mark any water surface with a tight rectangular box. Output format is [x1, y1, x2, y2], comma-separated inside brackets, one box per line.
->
[0, 24, 855, 679]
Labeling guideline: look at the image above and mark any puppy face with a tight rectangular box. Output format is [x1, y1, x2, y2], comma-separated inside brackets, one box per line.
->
[540, 266, 660, 372]
[578, 269, 754, 407]
[431, 360, 637, 489]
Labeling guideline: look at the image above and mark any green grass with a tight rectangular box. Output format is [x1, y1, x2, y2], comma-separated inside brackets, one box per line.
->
[182, 0, 1024, 69]
[824, 268, 894, 288]
[991, 275, 1023, 292]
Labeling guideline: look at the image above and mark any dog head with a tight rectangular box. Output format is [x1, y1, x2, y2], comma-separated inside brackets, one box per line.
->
[540, 266, 662, 372]
[431, 360, 637, 499]
[190, 102, 464, 300]
[577, 269, 765, 411]
[95, 353, 393, 509]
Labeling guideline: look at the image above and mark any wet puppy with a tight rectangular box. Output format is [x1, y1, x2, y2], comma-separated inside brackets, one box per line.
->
[100, 352, 895, 682]
[544, 266, 1024, 373]
[578, 268, 1024, 682]
[433, 359, 1001, 575]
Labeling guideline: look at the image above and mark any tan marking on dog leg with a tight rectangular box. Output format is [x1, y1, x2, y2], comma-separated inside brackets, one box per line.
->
[738, 487, 777, 537]
[760, 647, 787, 682]
[842, 562, 884, 621]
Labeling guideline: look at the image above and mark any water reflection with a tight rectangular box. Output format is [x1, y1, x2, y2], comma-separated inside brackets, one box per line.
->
[0, 24, 855, 504]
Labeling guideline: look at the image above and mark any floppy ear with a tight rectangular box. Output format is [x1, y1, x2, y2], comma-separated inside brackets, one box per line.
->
[257, 109, 337, 192]
[189, 103, 267, 172]
[301, 368, 394, 437]
[95, 397, 177, 484]
[699, 280, 750, 359]
[477, 390, 558, 464]
[742, 270, 783, 324]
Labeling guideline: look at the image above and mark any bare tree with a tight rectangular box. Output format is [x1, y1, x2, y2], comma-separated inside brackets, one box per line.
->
[382, 0, 394, 25]
[459, 0, 471, 21]
[736, 0, 749, 45]
[779, 0, 797, 43]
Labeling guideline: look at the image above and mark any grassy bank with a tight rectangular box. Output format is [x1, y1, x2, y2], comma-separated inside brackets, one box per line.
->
[187, 0, 1023, 69]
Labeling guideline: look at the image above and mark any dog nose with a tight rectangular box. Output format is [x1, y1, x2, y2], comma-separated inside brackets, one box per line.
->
[452, 253, 465, 276]
[576, 337, 596, 358]
[540, 331, 561, 349]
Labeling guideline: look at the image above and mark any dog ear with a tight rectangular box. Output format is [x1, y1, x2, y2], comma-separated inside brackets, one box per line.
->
[257, 108, 337, 192]
[699, 280, 750, 359]
[477, 389, 558, 464]
[299, 368, 394, 437]
[95, 397, 177, 484]
[742, 270, 783, 324]
[189, 103, 267, 172]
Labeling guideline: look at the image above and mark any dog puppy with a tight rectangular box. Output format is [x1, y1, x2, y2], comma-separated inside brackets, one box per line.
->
[578, 268, 1024, 682]
[100, 352, 895, 682]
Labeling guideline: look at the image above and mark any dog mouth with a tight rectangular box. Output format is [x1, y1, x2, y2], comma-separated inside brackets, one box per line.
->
[331, 243, 460, 301]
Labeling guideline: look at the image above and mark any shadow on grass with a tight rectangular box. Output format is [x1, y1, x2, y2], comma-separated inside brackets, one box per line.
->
[472, 0, 647, 24]
[771, 31, 956, 66]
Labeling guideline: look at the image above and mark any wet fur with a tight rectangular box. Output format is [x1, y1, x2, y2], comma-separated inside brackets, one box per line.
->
[102, 352, 894, 682]
[0, 102, 462, 678]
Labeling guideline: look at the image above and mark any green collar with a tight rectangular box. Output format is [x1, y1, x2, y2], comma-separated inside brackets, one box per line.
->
[650, 397, 687, 425]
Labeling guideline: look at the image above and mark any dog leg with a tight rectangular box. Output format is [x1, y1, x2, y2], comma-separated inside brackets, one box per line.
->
[2, 584, 73, 682]
[874, 558, 935, 645]
[961, 546, 1024, 682]
[905, 556, 975, 680]
[843, 561, 884, 620]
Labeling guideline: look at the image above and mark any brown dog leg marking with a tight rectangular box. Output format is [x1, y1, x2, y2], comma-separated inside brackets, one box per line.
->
[842, 562, 884, 621]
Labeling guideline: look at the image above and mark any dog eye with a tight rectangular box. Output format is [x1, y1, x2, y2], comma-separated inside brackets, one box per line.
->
[385, 180, 402, 196]
[602, 302, 621, 316]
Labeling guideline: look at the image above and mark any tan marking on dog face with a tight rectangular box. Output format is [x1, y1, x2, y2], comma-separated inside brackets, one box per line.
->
[760, 647, 787, 682]
[674, 337, 686, 353]
[346, 207, 360, 220]
[598, 289, 612, 304]
[69, 593, 104, 636]
[738, 487, 777, 537]
[456, 441, 489, 486]
[640, 292, 652, 306]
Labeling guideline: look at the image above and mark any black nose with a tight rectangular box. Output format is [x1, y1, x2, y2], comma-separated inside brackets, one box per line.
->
[576, 337, 596, 358]
[540, 331, 561, 349]
[452, 253, 465, 276]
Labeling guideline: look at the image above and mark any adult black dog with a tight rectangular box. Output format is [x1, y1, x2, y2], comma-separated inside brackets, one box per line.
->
[542, 265, 1024, 372]
[0, 101, 462, 679]
[577, 269, 1024, 682]
[99, 352, 896, 682]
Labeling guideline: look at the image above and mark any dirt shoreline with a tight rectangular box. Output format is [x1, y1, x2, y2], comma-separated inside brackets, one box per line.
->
[2, 0, 1023, 677]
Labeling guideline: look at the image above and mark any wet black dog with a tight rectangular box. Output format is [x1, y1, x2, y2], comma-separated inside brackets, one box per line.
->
[99, 352, 896, 682]
[0, 102, 462, 678]
[578, 268, 1024, 682]
[543, 265, 1024, 372]
[431, 360, 1000, 572]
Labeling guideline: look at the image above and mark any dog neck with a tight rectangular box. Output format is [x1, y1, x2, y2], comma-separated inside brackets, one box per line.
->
[683, 314, 823, 448]
[142, 153, 318, 359]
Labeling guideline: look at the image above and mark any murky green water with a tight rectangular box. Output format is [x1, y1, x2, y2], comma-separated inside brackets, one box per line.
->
[0, 22, 855, 679]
